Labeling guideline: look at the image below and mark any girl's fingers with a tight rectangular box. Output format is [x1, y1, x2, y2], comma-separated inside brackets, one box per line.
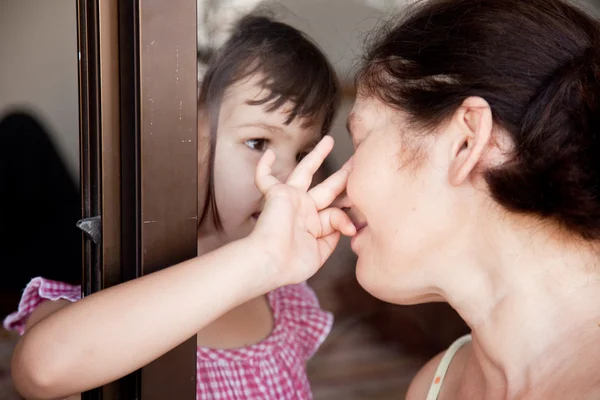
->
[316, 207, 355, 263]
[286, 136, 334, 190]
[319, 207, 356, 238]
[308, 160, 351, 210]
[317, 231, 341, 265]
[255, 149, 281, 195]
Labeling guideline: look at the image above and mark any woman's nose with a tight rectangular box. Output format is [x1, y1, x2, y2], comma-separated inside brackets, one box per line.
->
[332, 190, 352, 210]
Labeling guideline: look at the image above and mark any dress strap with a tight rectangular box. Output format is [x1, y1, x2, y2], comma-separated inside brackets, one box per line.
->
[425, 334, 472, 400]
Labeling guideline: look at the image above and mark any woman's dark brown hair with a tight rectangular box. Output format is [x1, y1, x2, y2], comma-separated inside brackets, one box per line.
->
[198, 14, 340, 230]
[357, 0, 600, 239]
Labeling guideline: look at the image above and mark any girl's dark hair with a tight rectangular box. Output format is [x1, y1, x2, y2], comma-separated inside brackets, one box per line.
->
[199, 14, 341, 230]
[357, 0, 600, 239]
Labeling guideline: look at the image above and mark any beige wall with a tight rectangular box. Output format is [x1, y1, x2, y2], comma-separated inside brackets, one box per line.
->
[3, 0, 598, 185]
[272, 0, 387, 168]
[274, 0, 600, 168]
[0, 0, 79, 182]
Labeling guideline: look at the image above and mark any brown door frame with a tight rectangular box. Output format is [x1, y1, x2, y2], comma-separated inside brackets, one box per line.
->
[137, 0, 198, 399]
[77, 0, 198, 398]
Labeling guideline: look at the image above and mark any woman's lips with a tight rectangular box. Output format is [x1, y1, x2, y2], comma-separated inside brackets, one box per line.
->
[353, 221, 367, 232]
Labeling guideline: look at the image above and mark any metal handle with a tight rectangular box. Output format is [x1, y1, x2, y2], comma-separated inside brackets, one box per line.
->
[76, 215, 102, 244]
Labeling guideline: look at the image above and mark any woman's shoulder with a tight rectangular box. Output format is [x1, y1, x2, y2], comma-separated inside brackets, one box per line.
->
[406, 334, 472, 400]
[407, 351, 447, 400]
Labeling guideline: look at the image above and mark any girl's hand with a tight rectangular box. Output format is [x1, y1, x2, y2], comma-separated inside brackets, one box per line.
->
[250, 135, 356, 288]
[10, 138, 351, 399]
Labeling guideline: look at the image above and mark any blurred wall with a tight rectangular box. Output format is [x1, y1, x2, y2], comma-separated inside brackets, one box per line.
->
[0, 0, 79, 183]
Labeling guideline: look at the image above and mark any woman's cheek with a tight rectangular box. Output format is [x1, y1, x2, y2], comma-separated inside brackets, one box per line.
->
[346, 157, 364, 207]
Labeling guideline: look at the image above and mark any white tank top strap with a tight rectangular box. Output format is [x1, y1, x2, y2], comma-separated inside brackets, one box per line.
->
[425, 333, 472, 400]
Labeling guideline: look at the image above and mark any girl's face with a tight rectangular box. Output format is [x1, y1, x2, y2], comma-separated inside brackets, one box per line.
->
[202, 75, 322, 243]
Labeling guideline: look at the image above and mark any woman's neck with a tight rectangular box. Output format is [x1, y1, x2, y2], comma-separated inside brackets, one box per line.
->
[442, 212, 600, 399]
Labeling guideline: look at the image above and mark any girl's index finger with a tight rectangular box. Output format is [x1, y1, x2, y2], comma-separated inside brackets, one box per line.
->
[255, 149, 281, 194]
[308, 160, 350, 210]
[286, 135, 334, 191]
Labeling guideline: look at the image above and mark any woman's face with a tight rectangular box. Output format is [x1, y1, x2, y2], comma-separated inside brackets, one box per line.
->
[346, 95, 481, 304]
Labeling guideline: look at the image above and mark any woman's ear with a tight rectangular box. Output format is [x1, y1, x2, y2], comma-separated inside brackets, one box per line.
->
[448, 96, 493, 186]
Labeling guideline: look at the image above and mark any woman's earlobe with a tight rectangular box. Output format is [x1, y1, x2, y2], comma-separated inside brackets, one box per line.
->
[448, 97, 493, 186]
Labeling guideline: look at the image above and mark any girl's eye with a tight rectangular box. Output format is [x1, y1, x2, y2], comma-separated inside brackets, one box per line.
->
[245, 139, 268, 152]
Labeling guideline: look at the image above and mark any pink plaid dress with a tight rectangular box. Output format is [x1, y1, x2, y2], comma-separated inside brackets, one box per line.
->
[3, 277, 333, 400]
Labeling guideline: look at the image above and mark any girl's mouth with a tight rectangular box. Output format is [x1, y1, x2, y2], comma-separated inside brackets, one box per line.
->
[251, 212, 261, 220]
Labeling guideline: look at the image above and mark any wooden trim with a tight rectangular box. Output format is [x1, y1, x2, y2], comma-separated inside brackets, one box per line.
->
[76, 1, 103, 399]
[77, 1, 204, 397]
[77, 0, 101, 297]
[77, 0, 143, 398]
[99, 0, 121, 290]
[138, 0, 198, 398]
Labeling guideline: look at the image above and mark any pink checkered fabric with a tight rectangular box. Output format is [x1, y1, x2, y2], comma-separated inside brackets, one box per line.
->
[3, 277, 81, 335]
[3, 277, 332, 400]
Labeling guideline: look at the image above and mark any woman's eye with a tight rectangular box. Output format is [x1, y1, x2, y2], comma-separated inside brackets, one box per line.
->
[245, 139, 268, 151]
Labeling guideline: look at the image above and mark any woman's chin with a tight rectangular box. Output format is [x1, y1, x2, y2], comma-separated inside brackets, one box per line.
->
[355, 259, 433, 305]
[354, 258, 388, 300]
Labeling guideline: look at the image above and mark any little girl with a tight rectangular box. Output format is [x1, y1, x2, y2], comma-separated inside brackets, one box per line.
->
[4, 15, 344, 400]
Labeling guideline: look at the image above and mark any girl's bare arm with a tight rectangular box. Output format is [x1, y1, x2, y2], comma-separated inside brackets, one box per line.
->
[12, 136, 352, 400]
[11, 239, 270, 400]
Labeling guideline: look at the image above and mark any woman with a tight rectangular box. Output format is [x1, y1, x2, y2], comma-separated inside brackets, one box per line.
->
[341, 0, 600, 398]
[9, 1, 599, 399]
